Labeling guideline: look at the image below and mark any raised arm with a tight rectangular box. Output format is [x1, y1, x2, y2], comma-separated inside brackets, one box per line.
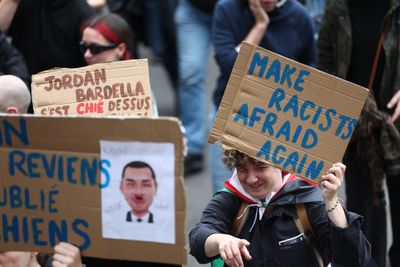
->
[0, 0, 19, 32]
[320, 162, 347, 227]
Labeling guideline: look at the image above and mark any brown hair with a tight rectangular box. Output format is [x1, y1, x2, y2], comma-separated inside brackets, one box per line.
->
[223, 149, 265, 170]
[82, 13, 134, 60]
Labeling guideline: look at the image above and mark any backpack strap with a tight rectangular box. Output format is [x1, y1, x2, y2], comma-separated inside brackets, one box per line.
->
[230, 201, 248, 236]
[294, 203, 325, 267]
[216, 188, 250, 236]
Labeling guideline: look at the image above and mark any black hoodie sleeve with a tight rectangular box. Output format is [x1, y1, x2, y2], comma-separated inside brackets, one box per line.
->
[306, 201, 372, 267]
[0, 31, 29, 85]
[189, 192, 242, 264]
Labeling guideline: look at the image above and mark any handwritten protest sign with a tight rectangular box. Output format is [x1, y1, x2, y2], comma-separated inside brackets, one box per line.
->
[209, 42, 369, 183]
[0, 115, 186, 265]
[31, 59, 153, 116]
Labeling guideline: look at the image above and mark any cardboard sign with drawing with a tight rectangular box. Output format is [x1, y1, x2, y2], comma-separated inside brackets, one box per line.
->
[0, 115, 186, 265]
[209, 42, 369, 183]
[101, 141, 176, 244]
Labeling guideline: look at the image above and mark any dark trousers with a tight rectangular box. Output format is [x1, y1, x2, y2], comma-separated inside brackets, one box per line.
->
[344, 142, 387, 267]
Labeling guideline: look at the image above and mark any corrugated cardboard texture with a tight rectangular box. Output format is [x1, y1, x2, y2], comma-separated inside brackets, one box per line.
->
[32, 59, 153, 117]
[209, 42, 369, 183]
[0, 115, 186, 265]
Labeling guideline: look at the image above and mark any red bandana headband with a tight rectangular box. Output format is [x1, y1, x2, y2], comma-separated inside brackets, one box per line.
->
[93, 22, 121, 44]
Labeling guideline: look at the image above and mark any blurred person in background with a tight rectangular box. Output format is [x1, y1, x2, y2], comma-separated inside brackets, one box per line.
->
[0, 0, 94, 113]
[80, 12, 133, 65]
[0, 0, 94, 75]
[174, 0, 219, 176]
[109, 0, 178, 89]
[318, 0, 400, 266]
[0, 30, 29, 86]
[0, 74, 30, 114]
[80, 12, 159, 116]
[210, 0, 316, 192]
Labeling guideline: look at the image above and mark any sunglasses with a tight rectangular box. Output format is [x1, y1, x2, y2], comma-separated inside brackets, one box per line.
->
[79, 41, 118, 55]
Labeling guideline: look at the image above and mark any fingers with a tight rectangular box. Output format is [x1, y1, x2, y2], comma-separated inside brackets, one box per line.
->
[328, 163, 345, 179]
[320, 163, 346, 202]
[53, 242, 81, 267]
[388, 91, 400, 122]
[219, 239, 250, 267]
[391, 101, 400, 122]
[240, 241, 252, 260]
[387, 90, 400, 109]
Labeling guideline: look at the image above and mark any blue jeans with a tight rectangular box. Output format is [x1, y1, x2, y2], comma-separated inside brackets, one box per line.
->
[175, 0, 212, 155]
[304, 0, 325, 35]
[209, 106, 233, 192]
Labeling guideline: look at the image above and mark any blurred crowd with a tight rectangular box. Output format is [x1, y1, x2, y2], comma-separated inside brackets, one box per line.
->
[0, 0, 399, 266]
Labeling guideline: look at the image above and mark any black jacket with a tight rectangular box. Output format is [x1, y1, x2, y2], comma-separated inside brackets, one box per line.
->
[8, 0, 94, 75]
[0, 31, 29, 85]
[189, 179, 371, 267]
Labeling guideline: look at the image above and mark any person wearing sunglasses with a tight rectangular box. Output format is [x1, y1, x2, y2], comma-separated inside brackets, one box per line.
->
[80, 13, 133, 65]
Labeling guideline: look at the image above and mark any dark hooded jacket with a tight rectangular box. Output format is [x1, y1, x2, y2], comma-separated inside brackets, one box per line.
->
[0, 30, 29, 85]
[211, 0, 316, 107]
[189, 178, 371, 267]
[7, 0, 94, 75]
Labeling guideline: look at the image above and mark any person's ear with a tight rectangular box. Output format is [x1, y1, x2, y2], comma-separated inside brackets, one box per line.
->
[7, 107, 18, 113]
[116, 43, 127, 59]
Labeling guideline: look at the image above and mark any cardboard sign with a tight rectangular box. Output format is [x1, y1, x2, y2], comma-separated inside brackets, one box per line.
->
[209, 42, 369, 183]
[0, 115, 186, 265]
[31, 59, 153, 117]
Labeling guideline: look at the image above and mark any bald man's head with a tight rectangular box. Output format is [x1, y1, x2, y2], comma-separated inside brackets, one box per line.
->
[0, 75, 30, 114]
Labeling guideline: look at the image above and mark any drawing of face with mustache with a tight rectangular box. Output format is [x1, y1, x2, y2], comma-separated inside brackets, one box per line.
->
[120, 161, 157, 219]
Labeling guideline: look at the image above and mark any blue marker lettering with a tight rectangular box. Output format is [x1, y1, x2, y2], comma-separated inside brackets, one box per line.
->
[8, 149, 27, 176]
[10, 185, 22, 209]
[256, 140, 271, 161]
[42, 154, 57, 178]
[283, 151, 299, 172]
[233, 103, 249, 126]
[261, 112, 277, 135]
[276, 121, 291, 142]
[72, 219, 91, 251]
[305, 160, 324, 180]
[301, 129, 318, 149]
[1, 214, 19, 242]
[27, 152, 41, 178]
[293, 69, 310, 92]
[280, 64, 297, 88]
[66, 157, 78, 184]
[265, 59, 281, 83]
[248, 52, 268, 77]
[100, 159, 111, 189]
[318, 108, 336, 132]
[32, 218, 47, 246]
[49, 219, 68, 247]
[0, 118, 29, 146]
[81, 158, 97, 186]
[249, 107, 266, 127]
[272, 145, 286, 165]
[268, 88, 285, 112]
[283, 94, 299, 117]
[300, 100, 315, 121]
